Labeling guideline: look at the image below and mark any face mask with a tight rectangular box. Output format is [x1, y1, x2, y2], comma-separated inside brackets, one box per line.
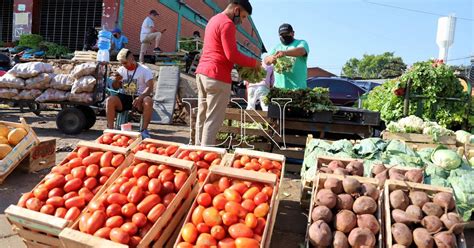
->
[114, 34, 119, 38]
[232, 9, 242, 25]
[280, 35, 294, 45]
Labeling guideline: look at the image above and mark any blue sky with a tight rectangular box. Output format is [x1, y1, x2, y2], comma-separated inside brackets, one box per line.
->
[251, 0, 473, 74]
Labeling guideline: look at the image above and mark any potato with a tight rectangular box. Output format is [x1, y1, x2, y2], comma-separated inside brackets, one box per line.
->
[346, 160, 364, 176]
[391, 223, 412, 246]
[421, 215, 443, 233]
[327, 160, 345, 171]
[348, 227, 376, 247]
[374, 169, 388, 186]
[333, 168, 349, 176]
[433, 192, 455, 212]
[440, 212, 463, 235]
[389, 167, 403, 177]
[333, 231, 349, 248]
[336, 194, 354, 210]
[361, 183, 379, 201]
[413, 228, 434, 248]
[324, 178, 343, 194]
[334, 210, 357, 234]
[433, 230, 457, 248]
[422, 202, 443, 217]
[405, 205, 423, 220]
[356, 214, 380, 234]
[342, 177, 361, 194]
[409, 191, 430, 207]
[405, 169, 423, 183]
[311, 205, 333, 223]
[309, 220, 332, 247]
[315, 189, 337, 208]
[392, 209, 420, 225]
[371, 163, 386, 175]
[353, 196, 377, 215]
[390, 172, 407, 181]
[390, 190, 409, 210]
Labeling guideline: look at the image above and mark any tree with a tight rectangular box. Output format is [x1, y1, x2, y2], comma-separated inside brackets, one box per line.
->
[342, 52, 407, 79]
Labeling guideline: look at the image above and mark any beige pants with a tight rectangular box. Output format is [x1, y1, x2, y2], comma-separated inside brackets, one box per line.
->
[195, 74, 231, 146]
[139, 32, 162, 63]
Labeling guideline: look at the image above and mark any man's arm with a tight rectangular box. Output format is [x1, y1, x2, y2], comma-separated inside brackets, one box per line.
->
[278, 47, 307, 57]
[220, 23, 258, 68]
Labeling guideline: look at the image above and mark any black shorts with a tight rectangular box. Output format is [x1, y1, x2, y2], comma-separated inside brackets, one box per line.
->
[117, 93, 133, 112]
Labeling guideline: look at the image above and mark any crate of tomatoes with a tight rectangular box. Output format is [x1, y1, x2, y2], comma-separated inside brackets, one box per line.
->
[4, 141, 132, 248]
[174, 166, 279, 248]
[132, 138, 182, 157]
[58, 151, 198, 247]
[97, 129, 142, 151]
[174, 145, 226, 183]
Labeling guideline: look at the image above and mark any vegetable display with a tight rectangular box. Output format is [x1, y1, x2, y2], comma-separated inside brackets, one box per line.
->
[237, 67, 266, 83]
[263, 87, 336, 113]
[371, 164, 423, 185]
[97, 133, 136, 148]
[176, 149, 222, 183]
[308, 175, 381, 247]
[386, 115, 455, 141]
[132, 142, 179, 157]
[231, 155, 283, 181]
[273, 56, 295, 74]
[363, 60, 469, 129]
[17, 147, 125, 220]
[177, 175, 274, 247]
[0, 124, 27, 159]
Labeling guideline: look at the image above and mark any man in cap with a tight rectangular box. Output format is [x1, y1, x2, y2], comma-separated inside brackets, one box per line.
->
[111, 28, 128, 54]
[107, 49, 154, 138]
[194, 0, 261, 146]
[139, 10, 167, 63]
[264, 23, 309, 89]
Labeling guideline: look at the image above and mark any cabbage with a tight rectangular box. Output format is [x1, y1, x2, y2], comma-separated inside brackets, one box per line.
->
[431, 148, 462, 170]
[455, 130, 474, 144]
[397, 115, 425, 133]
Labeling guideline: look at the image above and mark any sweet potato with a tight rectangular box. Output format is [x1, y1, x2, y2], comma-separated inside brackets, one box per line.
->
[433, 192, 455, 212]
[405, 205, 423, 220]
[421, 215, 443, 233]
[392, 209, 420, 225]
[353, 196, 377, 215]
[405, 169, 423, 183]
[390, 190, 409, 210]
[371, 163, 386, 175]
[333, 231, 349, 248]
[336, 194, 354, 210]
[334, 210, 357, 234]
[311, 205, 333, 223]
[327, 160, 345, 171]
[346, 161, 364, 176]
[422, 202, 444, 217]
[348, 227, 376, 247]
[356, 214, 380, 234]
[316, 189, 337, 208]
[391, 223, 412, 246]
[440, 212, 463, 235]
[309, 220, 332, 247]
[361, 183, 379, 201]
[324, 178, 343, 194]
[408, 191, 430, 207]
[342, 177, 361, 194]
[413, 228, 434, 248]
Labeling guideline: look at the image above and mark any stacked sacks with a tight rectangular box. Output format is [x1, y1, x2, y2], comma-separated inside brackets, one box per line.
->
[69, 63, 96, 104]
[0, 73, 23, 99]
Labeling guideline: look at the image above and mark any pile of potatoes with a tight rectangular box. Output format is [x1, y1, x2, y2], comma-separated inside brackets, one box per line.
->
[388, 188, 463, 247]
[308, 176, 381, 247]
[372, 164, 423, 185]
[319, 160, 364, 177]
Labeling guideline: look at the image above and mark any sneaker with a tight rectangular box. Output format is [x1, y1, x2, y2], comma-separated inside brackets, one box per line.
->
[141, 129, 151, 139]
[153, 47, 162, 53]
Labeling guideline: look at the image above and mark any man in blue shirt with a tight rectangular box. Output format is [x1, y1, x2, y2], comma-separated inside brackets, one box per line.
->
[111, 28, 129, 54]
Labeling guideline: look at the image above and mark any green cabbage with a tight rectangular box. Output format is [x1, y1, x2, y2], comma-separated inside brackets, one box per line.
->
[431, 148, 462, 170]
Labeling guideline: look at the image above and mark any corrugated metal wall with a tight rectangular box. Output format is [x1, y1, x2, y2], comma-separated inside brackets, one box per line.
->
[39, 0, 103, 50]
[0, 0, 14, 43]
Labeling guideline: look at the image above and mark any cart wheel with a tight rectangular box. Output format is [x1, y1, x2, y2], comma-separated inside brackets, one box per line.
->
[28, 103, 42, 116]
[77, 106, 96, 130]
[56, 107, 86, 135]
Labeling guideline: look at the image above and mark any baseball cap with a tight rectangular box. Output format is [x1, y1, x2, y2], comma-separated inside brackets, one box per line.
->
[279, 23, 294, 35]
[112, 28, 121, 34]
[117, 49, 131, 62]
[232, 0, 252, 15]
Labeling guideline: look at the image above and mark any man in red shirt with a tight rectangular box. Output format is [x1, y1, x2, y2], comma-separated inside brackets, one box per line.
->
[195, 0, 261, 146]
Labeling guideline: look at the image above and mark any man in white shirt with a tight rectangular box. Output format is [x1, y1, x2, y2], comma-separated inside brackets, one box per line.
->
[139, 10, 167, 63]
[107, 49, 155, 138]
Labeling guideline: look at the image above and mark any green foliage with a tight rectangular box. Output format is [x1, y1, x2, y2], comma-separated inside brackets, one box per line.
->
[363, 60, 469, 129]
[263, 87, 336, 113]
[274, 56, 295, 73]
[18, 34, 43, 49]
[179, 38, 202, 52]
[39, 41, 69, 58]
[342, 52, 407, 79]
[238, 66, 266, 83]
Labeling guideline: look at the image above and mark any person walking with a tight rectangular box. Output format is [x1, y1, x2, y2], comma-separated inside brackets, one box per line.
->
[139, 10, 166, 63]
[195, 0, 261, 146]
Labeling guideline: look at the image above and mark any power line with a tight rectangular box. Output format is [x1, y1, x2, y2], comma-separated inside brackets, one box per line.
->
[447, 55, 474, 61]
[363, 1, 474, 21]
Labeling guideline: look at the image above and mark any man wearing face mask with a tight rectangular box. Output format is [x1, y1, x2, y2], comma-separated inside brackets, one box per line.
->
[195, 0, 261, 146]
[264, 24, 309, 89]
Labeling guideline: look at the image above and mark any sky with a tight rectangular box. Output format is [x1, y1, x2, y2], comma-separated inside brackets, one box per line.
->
[250, 0, 473, 75]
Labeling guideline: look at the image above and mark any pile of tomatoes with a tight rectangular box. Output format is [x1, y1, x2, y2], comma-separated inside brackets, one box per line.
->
[177, 176, 274, 248]
[17, 147, 125, 221]
[98, 133, 135, 148]
[76, 160, 189, 246]
[132, 143, 179, 157]
[232, 155, 282, 179]
[176, 150, 221, 183]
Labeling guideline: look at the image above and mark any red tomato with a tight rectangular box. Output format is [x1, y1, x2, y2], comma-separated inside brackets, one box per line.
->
[137, 194, 161, 215]
[148, 179, 162, 194]
[202, 207, 222, 227]
[127, 186, 144, 204]
[181, 223, 198, 243]
[46, 196, 65, 208]
[192, 205, 205, 225]
[196, 161, 210, 169]
[158, 169, 174, 183]
[17, 192, 33, 208]
[218, 238, 236, 248]
[86, 210, 106, 234]
[254, 203, 269, 218]
[177, 150, 190, 160]
[133, 163, 149, 178]
[210, 225, 226, 241]
[224, 189, 242, 203]
[64, 207, 81, 220]
[240, 156, 250, 164]
[147, 165, 159, 178]
[245, 213, 258, 228]
[48, 188, 65, 198]
[88, 201, 105, 212]
[85, 164, 99, 177]
[65, 174, 74, 181]
[196, 233, 217, 246]
[147, 204, 166, 223]
[235, 237, 260, 248]
[228, 223, 254, 239]
[44, 174, 66, 190]
[100, 167, 115, 177]
[65, 196, 85, 209]
[33, 187, 49, 201]
[137, 176, 150, 190]
[218, 177, 231, 192]
[68, 158, 83, 168]
[106, 216, 124, 228]
[51, 166, 71, 175]
[242, 187, 260, 200]
[204, 184, 220, 197]
[174, 172, 187, 190]
[162, 193, 176, 207]
[188, 152, 199, 162]
[54, 207, 67, 218]
[100, 151, 113, 167]
[111, 154, 125, 167]
[197, 193, 212, 207]
[83, 152, 103, 166]
[107, 193, 128, 205]
[162, 181, 175, 195]
[110, 227, 130, 244]
[79, 213, 91, 232]
[109, 184, 121, 194]
[233, 160, 243, 168]
[212, 194, 227, 211]
[241, 199, 256, 212]
[230, 183, 248, 196]
[261, 159, 273, 170]
[79, 188, 94, 202]
[121, 222, 138, 236]
[261, 186, 273, 198]
[131, 213, 147, 228]
[99, 176, 108, 185]
[165, 145, 178, 156]
[176, 242, 193, 248]
[66, 152, 79, 161]
[272, 161, 282, 170]
[83, 177, 98, 191]
[63, 191, 78, 201]
[198, 169, 209, 182]
[254, 192, 269, 205]
[77, 147, 90, 159]
[120, 182, 135, 195]
[129, 236, 142, 248]
[71, 166, 86, 179]
[204, 152, 218, 163]
[92, 185, 103, 195]
[121, 203, 137, 218]
[222, 212, 239, 226]
[94, 227, 111, 239]
[40, 204, 55, 215]
[211, 158, 222, 166]
[121, 167, 133, 178]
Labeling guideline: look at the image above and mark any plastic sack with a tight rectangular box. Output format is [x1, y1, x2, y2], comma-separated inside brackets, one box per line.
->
[9, 62, 54, 78]
[15, 89, 43, 100]
[0, 73, 25, 89]
[0, 88, 19, 99]
[35, 89, 69, 102]
[71, 63, 96, 79]
[25, 73, 52, 90]
[71, 76, 96, 94]
[69, 93, 94, 104]
[51, 74, 74, 91]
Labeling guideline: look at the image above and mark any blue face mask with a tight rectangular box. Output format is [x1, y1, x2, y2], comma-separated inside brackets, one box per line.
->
[232, 9, 242, 25]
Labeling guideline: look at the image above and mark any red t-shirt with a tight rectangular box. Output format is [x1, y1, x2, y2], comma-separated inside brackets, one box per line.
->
[196, 13, 257, 84]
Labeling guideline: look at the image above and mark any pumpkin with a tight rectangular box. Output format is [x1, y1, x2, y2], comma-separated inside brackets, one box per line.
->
[8, 128, 27, 146]
[0, 144, 12, 160]
[0, 136, 8, 145]
[0, 125, 9, 137]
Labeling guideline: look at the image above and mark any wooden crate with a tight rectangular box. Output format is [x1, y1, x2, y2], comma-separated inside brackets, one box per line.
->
[19, 138, 56, 173]
[174, 166, 279, 248]
[59, 151, 197, 248]
[384, 180, 467, 248]
[305, 174, 383, 248]
[370, 165, 424, 183]
[5, 141, 132, 247]
[96, 129, 142, 152]
[0, 118, 40, 184]
[382, 131, 456, 146]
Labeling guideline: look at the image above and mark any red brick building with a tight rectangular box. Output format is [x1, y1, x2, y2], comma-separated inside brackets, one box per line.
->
[308, 67, 336, 78]
[1, 0, 265, 59]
